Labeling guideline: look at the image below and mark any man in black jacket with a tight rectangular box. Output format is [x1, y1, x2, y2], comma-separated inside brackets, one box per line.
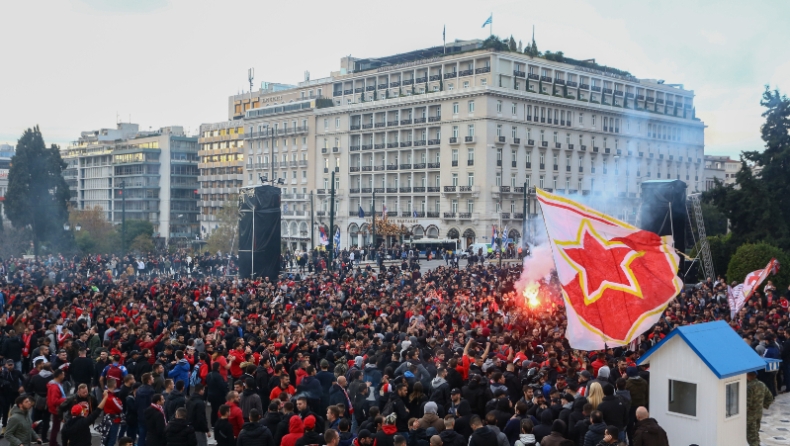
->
[467, 415, 497, 446]
[143, 394, 167, 446]
[186, 384, 209, 446]
[596, 384, 627, 435]
[295, 415, 324, 446]
[260, 403, 281, 434]
[165, 408, 196, 446]
[60, 390, 109, 446]
[388, 384, 411, 434]
[68, 348, 93, 390]
[0, 359, 24, 428]
[237, 409, 274, 446]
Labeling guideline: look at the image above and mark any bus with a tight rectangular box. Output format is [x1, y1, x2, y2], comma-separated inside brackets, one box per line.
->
[410, 239, 459, 257]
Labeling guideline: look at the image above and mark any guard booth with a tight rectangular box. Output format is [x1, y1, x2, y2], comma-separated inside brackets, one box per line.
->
[637, 321, 771, 446]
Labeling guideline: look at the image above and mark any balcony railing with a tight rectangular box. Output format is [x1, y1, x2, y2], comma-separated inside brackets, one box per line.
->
[459, 186, 473, 192]
[449, 137, 458, 143]
[498, 136, 506, 143]
[400, 164, 412, 170]
[375, 122, 385, 128]
[458, 212, 472, 219]
[343, 89, 353, 95]
[399, 187, 412, 193]
[465, 136, 474, 142]
[427, 187, 440, 193]
[386, 188, 397, 193]
[428, 116, 441, 122]
[475, 66, 491, 74]
[580, 145, 586, 151]
[374, 188, 384, 193]
[332, 147, 340, 152]
[414, 163, 427, 169]
[387, 121, 398, 126]
[579, 84, 590, 90]
[514, 70, 526, 77]
[413, 140, 426, 146]
[390, 81, 400, 87]
[427, 138, 440, 145]
[426, 211, 439, 218]
[427, 162, 440, 168]
[541, 141, 548, 147]
[591, 86, 602, 92]
[374, 143, 385, 149]
[402, 79, 414, 86]
[468, 159, 475, 166]
[528, 73, 539, 80]
[556, 142, 562, 149]
[443, 212, 456, 218]
[444, 186, 457, 192]
[555, 79, 565, 85]
[386, 165, 398, 170]
[567, 81, 578, 87]
[350, 125, 361, 130]
[333, 91, 343, 97]
[429, 74, 441, 81]
[603, 88, 613, 94]
[361, 144, 372, 150]
[374, 165, 384, 171]
[415, 77, 427, 83]
[386, 142, 398, 148]
[400, 119, 412, 125]
[378, 84, 387, 90]
[350, 166, 360, 172]
[458, 69, 473, 77]
[527, 139, 535, 146]
[414, 117, 426, 124]
[361, 188, 372, 193]
[513, 138, 521, 144]
[500, 186, 511, 192]
[541, 76, 552, 82]
[362, 123, 373, 129]
[349, 189, 360, 194]
[593, 147, 599, 153]
[365, 86, 375, 91]
[525, 162, 531, 168]
[413, 187, 426, 192]
[350, 146, 360, 151]
[400, 141, 412, 147]
[452, 160, 458, 166]
[540, 163, 546, 170]
[443, 72, 457, 79]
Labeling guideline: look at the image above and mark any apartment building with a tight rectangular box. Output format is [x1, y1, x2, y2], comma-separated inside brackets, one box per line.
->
[0, 143, 13, 223]
[216, 39, 705, 250]
[704, 155, 740, 190]
[197, 121, 246, 237]
[62, 123, 200, 241]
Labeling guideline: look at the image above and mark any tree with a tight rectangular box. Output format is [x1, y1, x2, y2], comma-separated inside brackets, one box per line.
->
[206, 199, 239, 255]
[70, 206, 119, 254]
[508, 36, 517, 51]
[130, 234, 155, 253]
[704, 87, 790, 250]
[5, 127, 71, 256]
[726, 242, 789, 289]
[700, 202, 727, 237]
[121, 220, 154, 250]
[372, 217, 408, 237]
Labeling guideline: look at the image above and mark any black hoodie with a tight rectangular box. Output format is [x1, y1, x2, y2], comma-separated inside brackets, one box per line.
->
[237, 421, 275, 446]
[439, 429, 466, 446]
[533, 410, 554, 443]
[296, 429, 325, 446]
[469, 426, 498, 446]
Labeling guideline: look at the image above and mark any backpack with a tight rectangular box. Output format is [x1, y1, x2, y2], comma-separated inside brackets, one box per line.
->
[190, 362, 202, 388]
[106, 364, 124, 384]
[382, 397, 396, 416]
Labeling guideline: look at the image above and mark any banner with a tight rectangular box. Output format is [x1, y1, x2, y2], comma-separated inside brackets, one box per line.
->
[319, 227, 329, 245]
[537, 188, 682, 350]
[727, 258, 779, 318]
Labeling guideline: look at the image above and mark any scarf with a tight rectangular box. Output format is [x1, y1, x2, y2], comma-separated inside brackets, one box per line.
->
[337, 384, 353, 415]
[151, 403, 166, 424]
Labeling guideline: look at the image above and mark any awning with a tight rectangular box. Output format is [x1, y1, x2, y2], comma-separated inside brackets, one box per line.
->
[765, 358, 782, 372]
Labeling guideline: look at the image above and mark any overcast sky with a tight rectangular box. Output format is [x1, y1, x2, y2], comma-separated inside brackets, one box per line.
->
[1, 0, 788, 158]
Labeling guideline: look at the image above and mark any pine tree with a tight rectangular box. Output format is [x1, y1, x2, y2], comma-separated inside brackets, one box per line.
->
[508, 36, 517, 51]
[5, 126, 71, 256]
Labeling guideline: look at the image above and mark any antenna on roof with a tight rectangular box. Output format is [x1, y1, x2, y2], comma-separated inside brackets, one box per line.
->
[248, 68, 255, 93]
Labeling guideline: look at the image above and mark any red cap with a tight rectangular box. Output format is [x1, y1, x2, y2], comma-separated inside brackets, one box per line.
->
[71, 405, 85, 416]
[303, 415, 316, 429]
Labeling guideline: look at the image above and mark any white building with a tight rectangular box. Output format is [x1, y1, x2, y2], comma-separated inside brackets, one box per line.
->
[704, 154, 740, 190]
[637, 321, 768, 446]
[0, 143, 14, 223]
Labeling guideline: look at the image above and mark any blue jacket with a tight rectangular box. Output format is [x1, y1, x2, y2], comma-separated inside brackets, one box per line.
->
[136, 384, 154, 420]
[169, 359, 191, 389]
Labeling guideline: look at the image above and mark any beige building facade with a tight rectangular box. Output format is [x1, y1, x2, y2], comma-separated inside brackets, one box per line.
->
[704, 155, 740, 191]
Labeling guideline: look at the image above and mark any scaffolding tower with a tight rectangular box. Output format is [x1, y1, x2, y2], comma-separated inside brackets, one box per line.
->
[686, 193, 715, 281]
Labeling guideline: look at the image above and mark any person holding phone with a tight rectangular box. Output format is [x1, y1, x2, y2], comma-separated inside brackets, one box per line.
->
[5, 395, 42, 446]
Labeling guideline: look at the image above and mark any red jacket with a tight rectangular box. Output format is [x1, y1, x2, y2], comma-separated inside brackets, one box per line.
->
[136, 332, 166, 364]
[47, 381, 66, 415]
[224, 402, 243, 437]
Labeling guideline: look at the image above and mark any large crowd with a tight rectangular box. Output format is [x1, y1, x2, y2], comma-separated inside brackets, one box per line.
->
[0, 248, 785, 446]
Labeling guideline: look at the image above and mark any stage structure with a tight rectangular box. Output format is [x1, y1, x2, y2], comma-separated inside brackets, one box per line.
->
[238, 185, 281, 280]
[640, 180, 688, 276]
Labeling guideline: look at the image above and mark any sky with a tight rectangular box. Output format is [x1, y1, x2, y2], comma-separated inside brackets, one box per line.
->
[1, 0, 788, 159]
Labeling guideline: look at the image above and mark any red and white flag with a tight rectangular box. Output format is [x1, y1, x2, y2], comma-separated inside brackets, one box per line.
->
[727, 258, 779, 318]
[537, 189, 682, 350]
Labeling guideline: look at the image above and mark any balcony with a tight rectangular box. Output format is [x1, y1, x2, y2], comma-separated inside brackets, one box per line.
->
[399, 187, 412, 193]
[614, 90, 624, 97]
[580, 145, 587, 151]
[400, 141, 412, 147]
[413, 187, 426, 193]
[333, 91, 342, 97]
[402, 79, 414, 86]
[386, 164, 398, 170]
[386, 188, 397, 193]
[497, 136, 506, 143]
[443, 212, 456, 219]
[527, 139, 535, 146]
[541, 141, 548, 147]
[414, 117, 426, 124]
[374, 143, 385, 149]
[444, 186, 457, 192]
[579, 167, 584, 173]
[443, 72, 458, 79]
[387, 121, 398, 127]
[567, 144, 574, 150]
[361, 144, 372, 150]
[528, 73, 539, 80]
[343, 89, 353, 95]
[428, 116, 441, 123]
[525, 162, 531, 168]
[468, 159, 475, 166]
[541, 76, 552, 82]
[374, 165, 384, 171]
[361, 188, 372, 193]
[465, 136, 475, 142]
[591, 86, 602, 92]
[452, 160, 458, 166]
[499, 186, 511, 193]
[415, 77, 427, 83]
[349, 189, 360, 194]
[316, 189, 326, 195]
[555, 78, 565, 85]
[513, 138, 521, 144]
[350, 125, 361, 131]
[400, 119, 412, 125]
[458, 212, 472, 219]
[400, 164, 412, 170]
[605, 148, 611, 154]
[513, 70, 526, 77]
[374, 122, 385, 128]
[646, 97, 655, 103]
[332, 147, 340, 152]
[427, 162, 440, 168]
[496, 160, 501, 166]
[413, 140, 426, 146]
[386, 142, 398, 148]
[449, 137, 458, 144]
[350, 166, 360, 172]
[626, 92, 635, 98]
[656, 98, 665, 104]
[539, 163, 546, 170]
[579, 84, 590, 90]
[374, 187, 384, 193]
[459, 69, 473, 77]
[390, 81, 401, 87]
[427, 138, 440, 145]
[475, 66, 491, 74]
[555, 142, 562, 149]
[567, 81, 578, 87]
[501, 213, 510, 219]
[429, 74, 441, 81]
[553, 164, 559, 171]
[511, 161, 517, 167]
[427, 187, 440, 193]
[321, 148, 328, 153]
[354, 87, 363, 93]
[593, 147, 599, 153]
[362, 123, 373, 129]
[365, 85, 375, 92]
[323, 168, 329, 173]
[603, 88, 613, 94]
[378, 84, 387, 90]
[414, 163, 427, 169]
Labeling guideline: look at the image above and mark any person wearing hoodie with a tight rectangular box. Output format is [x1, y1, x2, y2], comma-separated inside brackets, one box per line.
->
[374, 413, 398, 446]
[260, 403, 282, 434]
[587, 367, 611, 396]
[240, 378, 263, 422]
[484, 413, 510, 446]
[429, 368, 451, 410]
[408, 419, 430, 446]
[582, 411, 606, 446]
[503, 401, 528, 445]
[186, 384, 209, 446]
[166, 381, 187, 421]
[337, 419, 356, 446]
[363, 359, 383, 400]
[513, 419, 538, 446]
[280, 414, 304, 446]
[417, 402, 444, 433]
[60, 391, 109, 446]
[165, 408, 197, 446]
[5, 396, 41, 446]
[295, 415, 324, 446]
[469, 415, 499, 446]
[213, 405, 235, 446]
[438, 417, 466, 446]
[46, 368, 67, 446]
[297, 365, 324, 409]
[565, 397, 588, 436]
[532, 409, 553, 443]
[236, 409, 274, 446]
[490, 397, 514, 430]
[596, 385, 626, 437]
[623, 367, 647, 436]
[168, 351, 191, 393]
[539, 420, 572, 446]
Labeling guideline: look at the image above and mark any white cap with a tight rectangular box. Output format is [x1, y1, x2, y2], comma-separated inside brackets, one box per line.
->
[33, 356, 49, 364]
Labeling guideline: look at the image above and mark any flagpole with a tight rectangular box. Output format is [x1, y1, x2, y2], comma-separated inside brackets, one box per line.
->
[490, 13, 493, 37]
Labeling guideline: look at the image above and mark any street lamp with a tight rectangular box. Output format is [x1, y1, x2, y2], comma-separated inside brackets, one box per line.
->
[75, 224, 81, 232]
[63, 223, 70, 231]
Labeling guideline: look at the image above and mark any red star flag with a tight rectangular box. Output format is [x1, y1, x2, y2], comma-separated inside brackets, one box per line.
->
[537, 189, 682, 350]
[727, 258, 779, 318]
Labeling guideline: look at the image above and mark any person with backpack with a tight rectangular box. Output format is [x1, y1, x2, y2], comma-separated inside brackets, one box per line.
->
[101, 355, 128, 388]
[60, 390, 109, 446]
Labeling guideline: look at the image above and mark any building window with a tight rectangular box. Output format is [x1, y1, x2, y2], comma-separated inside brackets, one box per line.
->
[467, 125, 475, 137]
[468, 100, 475, 113]
[467, 148, 475, 162]
[725, 382, 739, 418]
[496, 100, 502, 113]
[579, 113, 584, 124]
[451, 173, 458, 186]
[448, 83, 454, 90]
[452, 149, 458, 162]
[496, 124, 502, 137]
[539, 175, 544, 188]
[480, 78, 487, 86]
[496, 172, 501, 186]
[668, 380, 697, 417]
[463, 81, 469, 89]
[512, 103, 517, 115]
[525, 175, 531, 188]
[467, 200, 474, 213]
[453, 102, 459, 114]
[467, 173, 474, 186]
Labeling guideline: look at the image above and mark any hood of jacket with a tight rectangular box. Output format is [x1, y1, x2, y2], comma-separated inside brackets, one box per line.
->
[439, 430, 462, 442]
[431, 376, 447, 389]
[288, 415, 304, 434]
[381, 424, 398, 435]
[588, 422, 607, 434]
[517, 433, 537, 445]
[572, 397, 588, 413]
[38, 370, 53, 379]
[9, 405, 28, 419]
[540, 409, 553, 425]
[241, 421, 266, 437]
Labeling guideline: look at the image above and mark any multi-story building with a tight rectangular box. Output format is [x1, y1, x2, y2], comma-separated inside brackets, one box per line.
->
[704, 155, 740, 190]
[214, 39, 706, 250]
[62, 123, 200, 242]
[197, 121, 246, 237]
[0, 143, 14, 223]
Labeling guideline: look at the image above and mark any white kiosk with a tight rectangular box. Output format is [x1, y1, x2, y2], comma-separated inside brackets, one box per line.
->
[637, 321, 767, 446]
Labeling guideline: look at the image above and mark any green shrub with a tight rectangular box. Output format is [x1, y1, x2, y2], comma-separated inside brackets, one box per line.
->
[726, 242, 789, 289]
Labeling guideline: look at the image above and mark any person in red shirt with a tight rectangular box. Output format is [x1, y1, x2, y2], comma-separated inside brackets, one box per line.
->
[47, 369, 67, 446]
[591, 352, 607, 378]
[137, 332, 166, 365]
[222, 391, 244, 437]
[269, 374, 295, 401]
[103, 378, 125, 446]
[228, 343, 246, 381]
[212, 348, 230, 381]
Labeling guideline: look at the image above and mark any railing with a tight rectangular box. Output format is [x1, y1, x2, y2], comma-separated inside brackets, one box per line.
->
[321, 148, 328, 153]
[465, 136, 474, 142]
[458, 212, 471, 219]
[386, 188, 397, 193]
[567, 81, 578, 87]
[603, 88, 613, 94]
[343, 89, 353, 95]
[400, 119, 412, 125]
[428, 116, 441, 122]
[365, 86, 375, 91]
[605, 148, 611, 154]
[350, 125, 361, 130]
[541, 76, 552, 82]
[386, 142, 398, 148]
[541, 141, 548, 147]
[646, 97, 655, 102]
[349, 189, 360, 194]
[459, 186, 473, 192]
[402, 79, 414, 86]
[427, 138, 440, 145]
[361, 188, 372, 193]
[387, 121, 398, 126]
[427, 187, 440, 193]
[413, 140, 426, 146]
[332, 147, 340, 152]
[400, 141, 412, 147]
[579, 84, 590, 90]
[443, 72, 457, 79]
[390, 81, 400, 87]
[374, 143, 385, 149]
[555, 79, 565, 85]
[427, 162, 440, 168]
[459, 69, 473, 77]
[354, 87, 363, 93]
[513, 138, 520, 144]
[568, 144, 575, 150]
[475, 66, 491, 74]
[553, 165, 559, 171]
[593, 147, 599, 153]
[452, 160, 458, 166]
[443, 212, 456, 218]
[414, 117, 426, 124]
[556, 142, 562, 149]
[350, 146, 360, 151]
[333, 91, 343, 97]
[375, 122, 385, 128]
[500, 186, 511, 192]
[386, 165, 398, 170]
[413, 187, 426, 192]
[362, 123, 373, 129]
[527, 139, 535, 146]
[415, 77, 427, 83]
[444, 186, 457, 192]
[316, 189, 326, 195]
[350, 166, 360, 172]
[449, 137, 458, 143]
[374, 165, 384, 171]
[591, 86, 602, 92]
[400, 164, 412, 169]
[374, 188, 384, 193]
[378, 84, 388, 90]
[361, 144, 372, 150]
[498, 136, 506, 143]
[528, 73, 539, 80]
[414, 163, 427, 169]
[511, 161, 517, 167]
[539, 163, 546, 169]
[525, 162, 531, 168]
[362, 166, 372, 171]
[429, 74, 441, 81]
[614, 90, 624, 97]
[399, 187, 412, 193]
[468, 159, 475, 166]
[501, 213, 510, 219]
[513, 70, 526, 77]
[581, 145, 587, 151]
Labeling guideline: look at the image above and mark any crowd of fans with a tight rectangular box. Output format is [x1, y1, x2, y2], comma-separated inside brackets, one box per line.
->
[0, 249, 784, 446]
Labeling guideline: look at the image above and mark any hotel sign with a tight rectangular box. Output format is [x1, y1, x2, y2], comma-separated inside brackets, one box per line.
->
[260, 95, 284, 103]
